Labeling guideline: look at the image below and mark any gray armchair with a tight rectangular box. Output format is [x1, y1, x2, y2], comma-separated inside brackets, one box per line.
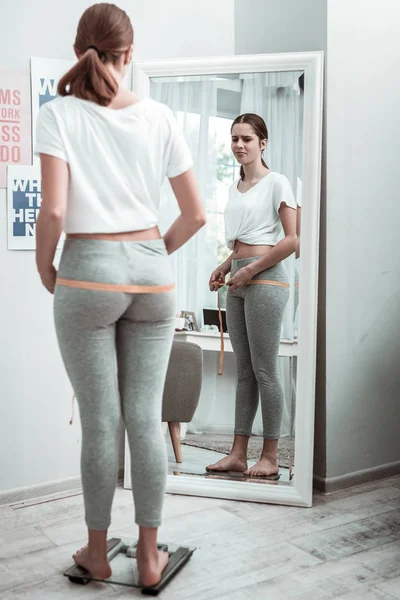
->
[162, 341, 203, 463]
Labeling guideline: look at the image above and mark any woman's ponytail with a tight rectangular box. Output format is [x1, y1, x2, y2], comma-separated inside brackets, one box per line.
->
[57, 3, 134, 107]
[58, 47, 118, 106]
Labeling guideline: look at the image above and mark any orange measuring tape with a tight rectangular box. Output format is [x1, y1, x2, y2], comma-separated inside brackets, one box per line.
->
[56, 278, 175, 294]
[216, 279, 290, 375]
[217, 285, 225, 376]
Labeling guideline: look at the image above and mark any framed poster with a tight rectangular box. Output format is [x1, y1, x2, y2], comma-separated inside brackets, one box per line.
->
[7, 165, 64, 251]
[0, 69, 32, 188]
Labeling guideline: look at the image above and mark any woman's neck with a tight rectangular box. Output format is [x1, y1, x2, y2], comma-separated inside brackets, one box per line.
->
[108, 88, 139, 109]
[106, 63, 124, 84]
[242, 161, 270, 182]
[103, 64, 140, 108]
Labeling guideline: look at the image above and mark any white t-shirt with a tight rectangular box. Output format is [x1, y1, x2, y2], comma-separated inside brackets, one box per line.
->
[224, 172, 297, 250]
[34, 95, 193, 233]
[296, 176, 302, 207]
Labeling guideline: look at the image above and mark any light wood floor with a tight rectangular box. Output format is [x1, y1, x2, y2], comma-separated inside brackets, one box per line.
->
[1, 475, 400, 599]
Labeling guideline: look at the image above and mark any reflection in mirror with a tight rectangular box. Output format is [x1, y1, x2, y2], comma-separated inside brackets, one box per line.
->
[150, 71, 304, 487]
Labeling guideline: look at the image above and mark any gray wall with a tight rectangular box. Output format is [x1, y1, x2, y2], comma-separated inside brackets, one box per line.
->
[235, 0, 327, 54]
[325, 0, 400, 481]
[235, 0, 328, 480]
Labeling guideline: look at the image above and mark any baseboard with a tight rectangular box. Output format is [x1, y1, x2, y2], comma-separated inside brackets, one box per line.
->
[0, 476, 82, 507]
[0, 467, 124, 507]
[313, 459, 400, 494]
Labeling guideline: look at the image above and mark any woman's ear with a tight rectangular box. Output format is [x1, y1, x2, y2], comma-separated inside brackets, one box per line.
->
[260, 138, 267, 151]
[124, 44, 134, 65]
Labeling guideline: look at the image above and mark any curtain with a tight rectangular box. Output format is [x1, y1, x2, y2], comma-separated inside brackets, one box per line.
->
[150, 77, 219, 325]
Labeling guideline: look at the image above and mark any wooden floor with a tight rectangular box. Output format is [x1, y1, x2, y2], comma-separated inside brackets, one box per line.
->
[1, 475, 400, 599]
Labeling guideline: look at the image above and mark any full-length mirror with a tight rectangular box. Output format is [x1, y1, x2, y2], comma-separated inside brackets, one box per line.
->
[125, 53, 323, 507]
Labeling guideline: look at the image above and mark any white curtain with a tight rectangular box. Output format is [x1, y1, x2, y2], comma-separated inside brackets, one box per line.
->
[150, 77, 219, 325]
[240, 72, 303, 190]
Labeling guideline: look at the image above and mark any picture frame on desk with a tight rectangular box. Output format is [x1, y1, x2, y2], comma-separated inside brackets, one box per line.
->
[180, 310, 198, 332]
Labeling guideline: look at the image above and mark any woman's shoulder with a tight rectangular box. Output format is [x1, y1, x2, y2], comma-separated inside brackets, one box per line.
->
[38, 95, 71, 113]
[46, 95, 163, 114]
[228, 179, 240, 195]
[143, 98, 174, 119]
[135, 97, 167, 114]
[38, 95, 88, 121]
[36, 96, 76, 127]
[268, 171, 292, 190]
[268, 171, 286, 181]
[140, 99, 184, 131]
[147, 98, 168, 111]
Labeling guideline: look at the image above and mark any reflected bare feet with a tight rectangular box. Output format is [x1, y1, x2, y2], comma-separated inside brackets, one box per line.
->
[206, 453, 248, 473]
[73, 545, 112, 579]
[243, 455, 279, 478]
[136, 545, 169, 588]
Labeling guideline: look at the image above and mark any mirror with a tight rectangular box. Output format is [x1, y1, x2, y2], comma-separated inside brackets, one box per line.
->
[125, 53, 323, 507]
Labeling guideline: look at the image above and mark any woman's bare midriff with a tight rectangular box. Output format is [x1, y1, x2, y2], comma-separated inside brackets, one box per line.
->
[231, 240, 273, 260]
[66, 226, 162, 242]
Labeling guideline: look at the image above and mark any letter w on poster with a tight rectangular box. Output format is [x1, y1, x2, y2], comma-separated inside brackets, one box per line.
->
[30, 57, 73, 165]
[7, 165, 64, 250]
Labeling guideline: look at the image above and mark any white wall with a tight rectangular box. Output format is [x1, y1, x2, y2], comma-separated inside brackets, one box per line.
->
[326, 0, 400, 479]
[0, 0, 234, 495]
[235, 0, 327, 55]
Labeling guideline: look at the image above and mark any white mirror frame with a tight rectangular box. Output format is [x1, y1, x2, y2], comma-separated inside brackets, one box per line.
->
[124, 52, 324, 507]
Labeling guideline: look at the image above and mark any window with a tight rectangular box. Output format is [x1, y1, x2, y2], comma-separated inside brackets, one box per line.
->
[205, 116, 240, 309]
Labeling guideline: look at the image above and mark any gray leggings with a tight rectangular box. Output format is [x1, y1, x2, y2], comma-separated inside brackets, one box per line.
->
[54, 239, 176, 530]
[226, 258, 289, 439]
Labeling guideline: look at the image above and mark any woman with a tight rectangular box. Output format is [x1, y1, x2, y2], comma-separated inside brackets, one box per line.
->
[206, 113, 297, 478]
[35, 3, 205, 587]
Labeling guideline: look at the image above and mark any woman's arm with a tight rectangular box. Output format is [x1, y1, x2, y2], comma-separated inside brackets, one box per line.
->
[163, 168, 206, 254]
[36, 154, 68, 293]
[209, 253, 234, 291]
[295, 205, 301, 258]
[220, 253, 233, 275]
[246, 204, 297, 276]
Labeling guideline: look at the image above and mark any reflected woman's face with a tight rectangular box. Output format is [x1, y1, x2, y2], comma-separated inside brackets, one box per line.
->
[231, 123, 266, 166]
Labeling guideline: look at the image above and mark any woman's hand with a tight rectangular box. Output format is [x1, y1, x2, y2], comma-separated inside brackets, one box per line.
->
[39, 265, 57, 294]
[36, 154, 67, 290]
[209, 267, 226, 291]
[227, 266, 253, 290]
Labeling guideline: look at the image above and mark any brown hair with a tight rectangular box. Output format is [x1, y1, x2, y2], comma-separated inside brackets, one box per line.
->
[231, 113, 269, 180]
[58, 3, 134, 107]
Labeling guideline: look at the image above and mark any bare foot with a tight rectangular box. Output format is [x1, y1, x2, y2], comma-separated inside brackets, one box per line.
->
[243, 455, 279, 478]
[206, 453, 248, 473]
[73, 545, 112, 579]
[136, 547, 169, 588]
